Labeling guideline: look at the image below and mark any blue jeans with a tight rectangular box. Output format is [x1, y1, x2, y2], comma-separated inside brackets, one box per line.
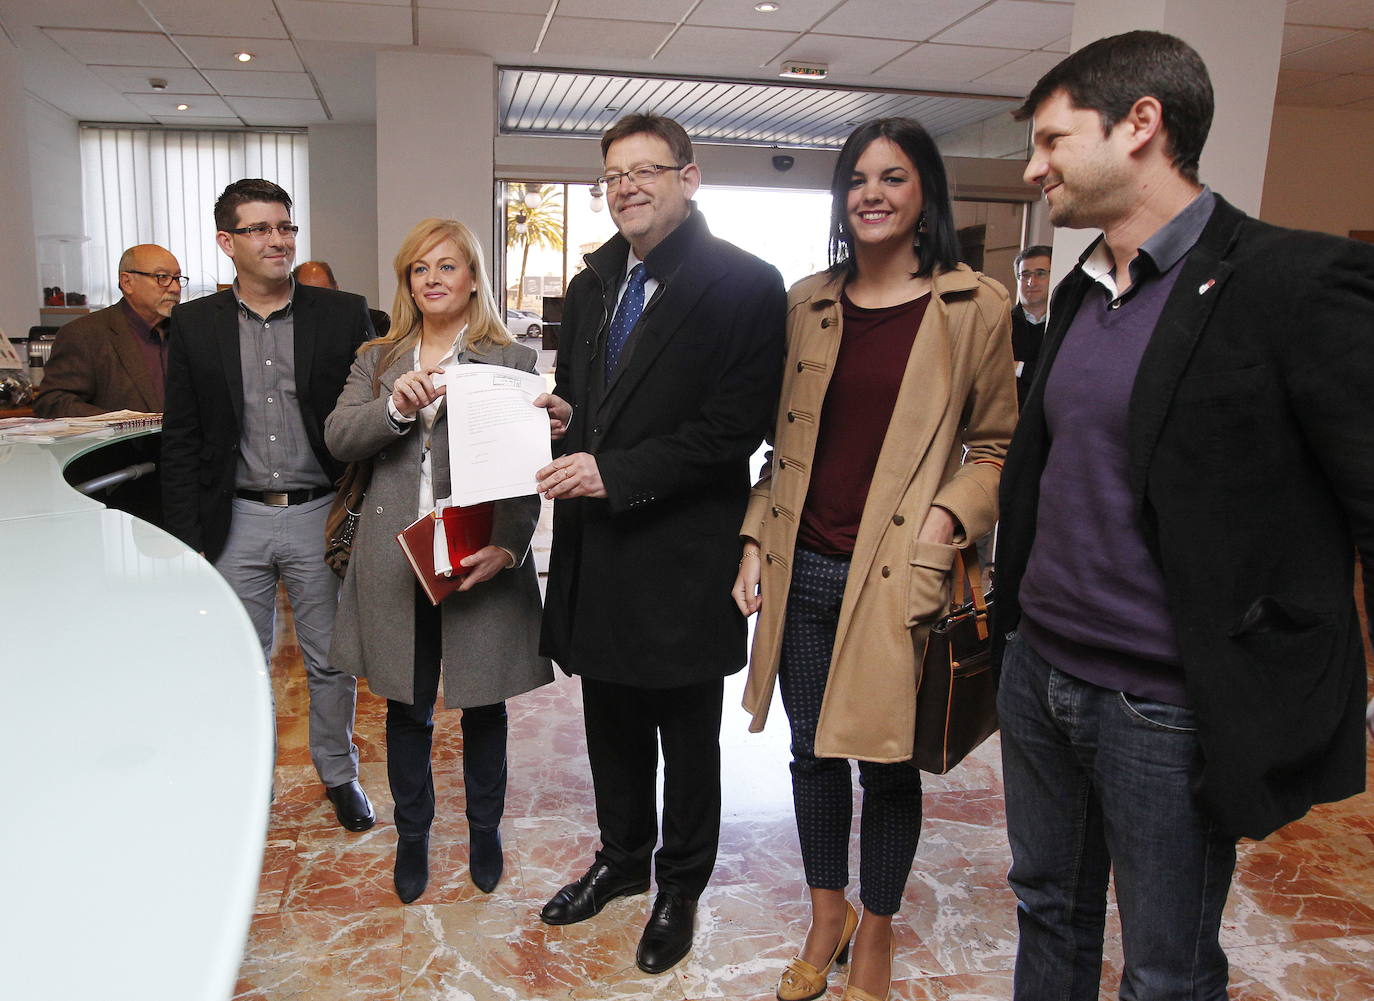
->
[998, 633, 1237, 1001]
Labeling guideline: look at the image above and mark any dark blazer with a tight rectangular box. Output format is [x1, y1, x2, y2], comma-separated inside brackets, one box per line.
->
[993, 196, 1374, 839]
[1009, 304, 1044, 409]
[540, 208, 787, 687]
[34, 301, 164, 417]
[160, 284, 374, 561]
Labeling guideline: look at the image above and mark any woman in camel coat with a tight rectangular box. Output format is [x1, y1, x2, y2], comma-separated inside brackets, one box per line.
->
[733, 118, 1017, 1001]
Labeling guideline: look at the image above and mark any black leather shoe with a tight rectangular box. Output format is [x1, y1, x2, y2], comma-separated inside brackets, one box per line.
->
[394, 835, 429, 904]
[539, 862, 650, 926]
[325, 780, 375, 832]
[470, 826, 503, 893]
[636, 891, 696, 974]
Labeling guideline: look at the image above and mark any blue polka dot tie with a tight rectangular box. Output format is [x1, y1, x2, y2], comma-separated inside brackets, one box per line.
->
[605, 263, 648, 377]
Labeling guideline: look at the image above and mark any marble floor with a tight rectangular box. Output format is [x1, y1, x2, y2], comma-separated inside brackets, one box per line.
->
[235, 546, 1374, 1001]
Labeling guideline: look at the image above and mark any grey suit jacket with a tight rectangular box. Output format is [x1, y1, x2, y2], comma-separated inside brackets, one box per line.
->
[34, 301, 163, 417]
[324, 335, 552, 708]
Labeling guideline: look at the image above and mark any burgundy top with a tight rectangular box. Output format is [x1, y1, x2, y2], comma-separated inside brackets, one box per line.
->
[798, 290, 929, 556]
[119, 298, 169, 411]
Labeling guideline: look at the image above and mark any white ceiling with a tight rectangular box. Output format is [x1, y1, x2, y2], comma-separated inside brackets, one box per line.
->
[1, 0, 1372, 133]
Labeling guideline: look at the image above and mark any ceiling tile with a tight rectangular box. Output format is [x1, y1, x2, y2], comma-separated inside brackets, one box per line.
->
[42, 29, 191, 68]
[90, 65, 215, 95]
[175, 36, 304, 72]
[1274, 72, 1374, 104]
[1281, 29, 1374, 73]
[654, 24, 802, 67]
[1285, 0, 1374, 30]
[556, 0, 694, 21]
[1042, 34, 1070, 53]
[540, 17, 676, 59]
[125, 92, 238, 117]
[933, 0, 1073, 50]
[277, 0, 413, 45]
[690, 0, 841, 33]
[815, 0, 986, 43]
[139, 0, 288, 39]
[306, 0, 407, 6]
[225, 96, 330, 125]
[974, 49, 1064, 89]
[1283, 22, 1356, 53]
[3, 0, 157, 31]
[872, 42, 1023, 83]
[1276, 67, 1339, 92]
[417, 8, 546, 53]
[772, 32, 917, 76]
[203, 70, 317, 98]
[417, 0, 551, 11]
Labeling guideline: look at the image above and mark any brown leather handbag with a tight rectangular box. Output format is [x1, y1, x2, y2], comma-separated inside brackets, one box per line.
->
[323, 363, 382, 579]
[911, 547, 999, 774]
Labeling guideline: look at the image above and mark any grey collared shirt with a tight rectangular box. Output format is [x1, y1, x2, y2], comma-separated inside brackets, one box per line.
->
[1082, 186, 1215, 304]
[234, 283, 330, 491]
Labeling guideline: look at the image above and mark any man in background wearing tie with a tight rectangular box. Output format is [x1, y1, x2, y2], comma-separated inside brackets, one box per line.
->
[532, 114, 785, 974]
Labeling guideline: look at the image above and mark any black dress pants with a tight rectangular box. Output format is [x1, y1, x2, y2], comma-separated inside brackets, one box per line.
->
[386, 585, 508, 840]
[581, 675, 724, 900]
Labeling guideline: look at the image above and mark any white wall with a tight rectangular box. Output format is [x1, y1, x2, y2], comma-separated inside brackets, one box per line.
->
[375, 50, 495, 304]
[26, 96, 83, 240]
[308, 124, 380, 307]
[1261, 105, 1374, 238]
[0, 38, 40, 339]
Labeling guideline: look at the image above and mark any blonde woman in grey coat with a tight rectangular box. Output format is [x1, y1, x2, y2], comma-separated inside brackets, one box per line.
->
[326, 218, 552, 904]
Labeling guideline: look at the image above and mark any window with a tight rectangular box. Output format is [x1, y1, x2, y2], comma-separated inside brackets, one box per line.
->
[80, 127, 310, 305]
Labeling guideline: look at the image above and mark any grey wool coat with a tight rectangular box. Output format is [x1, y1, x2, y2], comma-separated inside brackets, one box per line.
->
[325, 335, 552, 708]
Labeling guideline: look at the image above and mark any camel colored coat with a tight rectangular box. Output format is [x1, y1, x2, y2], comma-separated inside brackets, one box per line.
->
[741, 264, 1017, 762]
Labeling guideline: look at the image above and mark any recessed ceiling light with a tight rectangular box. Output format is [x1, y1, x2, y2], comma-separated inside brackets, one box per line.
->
[234, 51, 254, 63]
[754, 1, 780, 11]
[176, 103, 190, 111]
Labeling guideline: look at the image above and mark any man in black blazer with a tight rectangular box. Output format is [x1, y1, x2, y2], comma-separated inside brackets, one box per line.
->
[532, 114, 785, 974]
[1009, 243, 1051, 409]
[162, 179, 376, 832]
[992, 32, 1374, 1001]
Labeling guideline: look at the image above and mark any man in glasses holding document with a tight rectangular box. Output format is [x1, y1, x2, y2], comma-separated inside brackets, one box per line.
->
[531, 114, 785, 975]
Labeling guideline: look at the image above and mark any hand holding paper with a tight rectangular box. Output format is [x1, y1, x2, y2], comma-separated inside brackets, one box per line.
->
[443, 364, 552, 505]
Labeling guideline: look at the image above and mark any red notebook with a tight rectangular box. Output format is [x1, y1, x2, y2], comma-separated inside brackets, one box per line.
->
[395, 504, 494, 606]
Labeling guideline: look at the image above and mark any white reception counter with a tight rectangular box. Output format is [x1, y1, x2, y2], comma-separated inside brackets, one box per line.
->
[0, 429, 272, 1000]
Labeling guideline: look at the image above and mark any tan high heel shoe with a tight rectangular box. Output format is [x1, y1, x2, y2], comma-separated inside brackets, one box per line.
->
[777, 900, 859, 1001]
[840, 927, 894, 1001]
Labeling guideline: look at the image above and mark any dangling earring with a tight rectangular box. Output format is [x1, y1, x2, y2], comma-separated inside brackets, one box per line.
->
[913, 211, 927, 253]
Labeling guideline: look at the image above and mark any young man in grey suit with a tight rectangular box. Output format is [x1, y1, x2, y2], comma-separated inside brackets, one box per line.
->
[533, 115, 786, 974]
[161, 179, 376, 831]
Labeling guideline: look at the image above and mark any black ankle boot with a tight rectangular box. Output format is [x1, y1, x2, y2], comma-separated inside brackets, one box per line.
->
[469, 826, 503, 893]
[394, 835, 430, 903]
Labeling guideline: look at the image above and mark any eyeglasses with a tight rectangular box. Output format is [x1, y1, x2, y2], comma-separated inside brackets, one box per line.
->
[227, 223, 300, 239]
[595, 164, 688, 190]
[123, 269, 190, 288]
[1018, 269, 1050, 282]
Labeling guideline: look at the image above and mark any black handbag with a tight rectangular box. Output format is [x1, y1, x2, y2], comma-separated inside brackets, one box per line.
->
[911, 547, 999, 774]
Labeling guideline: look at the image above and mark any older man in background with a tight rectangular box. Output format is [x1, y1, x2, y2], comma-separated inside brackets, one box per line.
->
[35, 244, 185, 417]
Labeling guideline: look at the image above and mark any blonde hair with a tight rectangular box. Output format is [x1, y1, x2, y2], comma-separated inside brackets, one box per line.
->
[365, 218, 512, 371]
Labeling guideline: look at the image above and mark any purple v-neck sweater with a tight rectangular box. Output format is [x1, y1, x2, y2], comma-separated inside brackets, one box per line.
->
[1019, 190, 1215, 707]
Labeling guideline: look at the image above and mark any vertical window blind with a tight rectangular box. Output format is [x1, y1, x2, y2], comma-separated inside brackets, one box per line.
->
[80, 127, 310, 306]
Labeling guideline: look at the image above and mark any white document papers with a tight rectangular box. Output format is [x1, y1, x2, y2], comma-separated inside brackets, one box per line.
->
[442, 363, 551, 506]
